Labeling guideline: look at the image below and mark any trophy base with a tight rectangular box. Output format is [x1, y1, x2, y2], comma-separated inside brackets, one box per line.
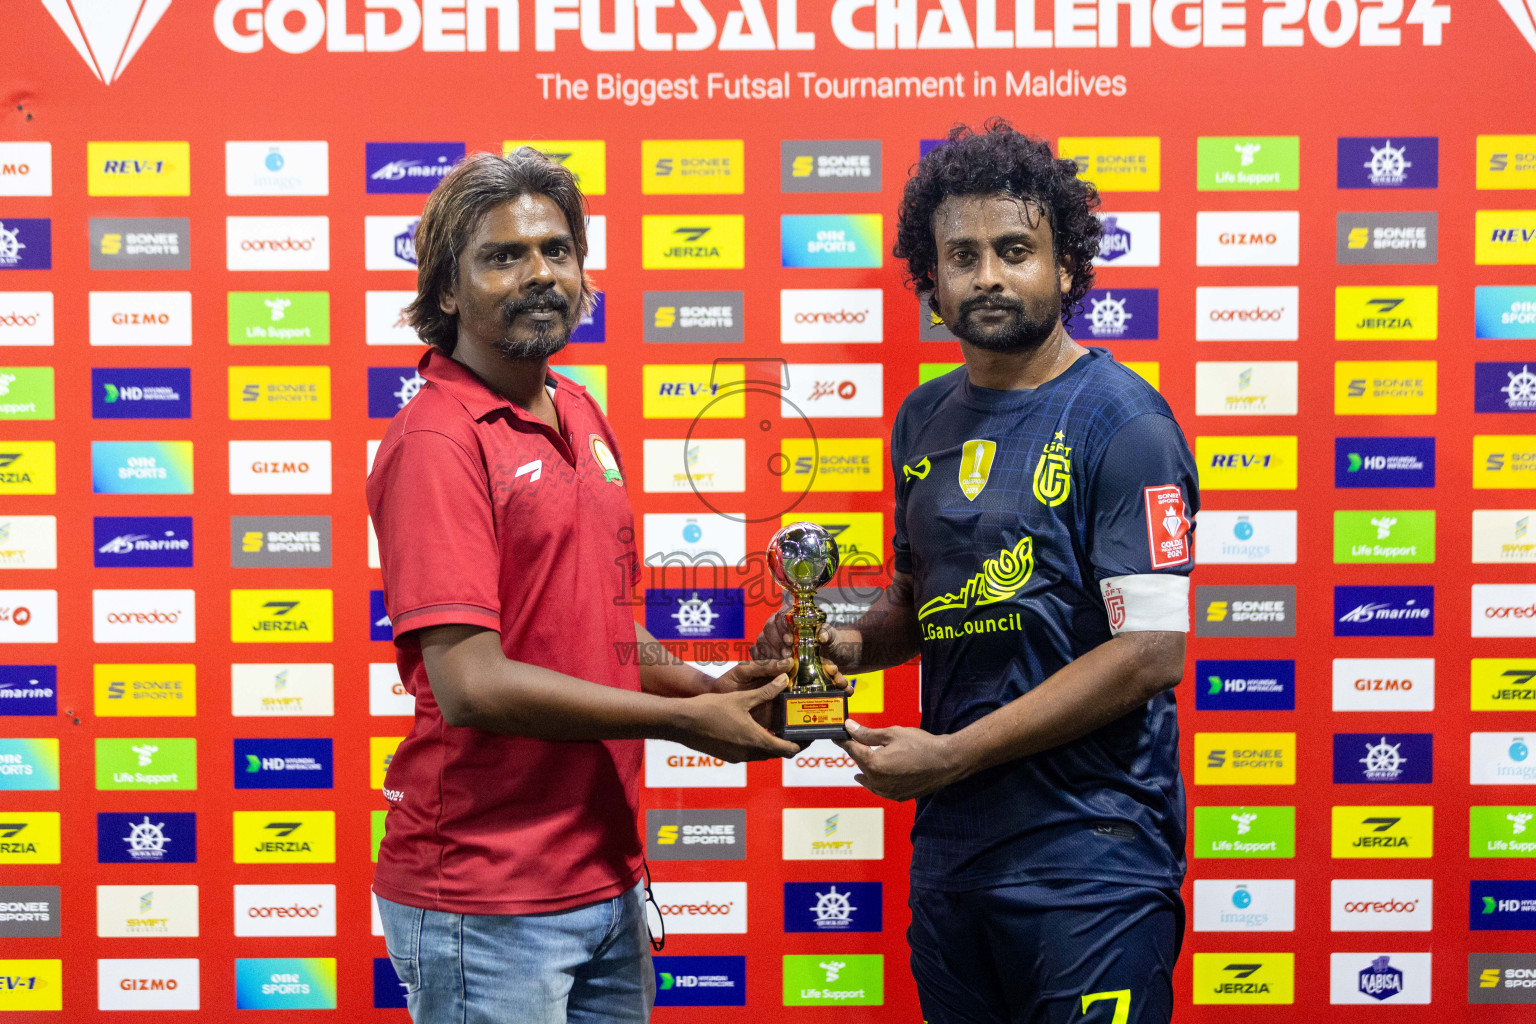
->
[771, 691, 849, 743]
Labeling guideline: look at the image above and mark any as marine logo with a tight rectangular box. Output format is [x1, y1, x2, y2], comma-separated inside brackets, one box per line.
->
[917, 537, 1033, 620]
[1033, 432, 1072, 506]
[958, 440, 995, 500]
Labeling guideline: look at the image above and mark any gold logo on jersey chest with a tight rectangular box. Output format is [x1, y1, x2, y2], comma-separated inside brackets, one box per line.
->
[959, 439, 996, 501]
[1032, 431, 1072, 507]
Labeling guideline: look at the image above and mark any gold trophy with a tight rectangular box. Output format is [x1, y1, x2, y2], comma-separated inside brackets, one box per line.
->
[766, 521, 848, 741]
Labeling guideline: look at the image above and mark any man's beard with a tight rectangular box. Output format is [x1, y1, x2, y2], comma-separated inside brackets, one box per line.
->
[492, 290, 574, 360]
[947, 291, 1061, 352]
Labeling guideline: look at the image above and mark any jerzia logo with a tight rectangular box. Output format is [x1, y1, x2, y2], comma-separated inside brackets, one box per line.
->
[41, 0, 171, 84]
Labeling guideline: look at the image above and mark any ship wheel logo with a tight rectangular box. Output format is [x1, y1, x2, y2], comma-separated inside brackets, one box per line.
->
[810, 885, 857, 929]
[1364, 141, 1411, 186]
[1087, 292, 1133, 337]
[1359, 737, 1405, 780]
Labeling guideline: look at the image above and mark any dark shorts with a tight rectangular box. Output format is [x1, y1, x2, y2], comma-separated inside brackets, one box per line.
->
[908, 879, 1184, 1024]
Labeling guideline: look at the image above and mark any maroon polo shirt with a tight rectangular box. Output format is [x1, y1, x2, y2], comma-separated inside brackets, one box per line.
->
[366, 348, 644, 914]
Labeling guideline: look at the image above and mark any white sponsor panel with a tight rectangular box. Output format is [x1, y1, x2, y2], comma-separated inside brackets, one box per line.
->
[365, 215, 421, 271]
[1332, 658, 1434, 712]
[782, 740, 861, 787]
[642, 513, 747, 568]
[1093, 211, 1160, 267]
[780, 289, 883, 343]
[367, 440, 381, 474]
[1329, 952, 1431, 1005]
[1195, 286, 1300, 341]
[97, 958, 200, 1011]
[782, 807, 884, 860]
[225, 141, 329, 196]
[371, 891, 384, 937]
[1196, 511, 1297, 565]
[586, 215, 606, 270]
[1196, 211, 1300, 267]
[782, 364, 884, 419]
[1195, 362, 1299, 416]
[1331, 879, 1432, 932]
[229, 441, 332, 495]
[0, 589, 55, 643]
[369, 662, 415, 716]
[1192, 879, 1295, 932]
[0, 516, 56, 569]
[233, 884, 337, 937]
[642, 439, 745, 493]
[365, 290, 422, 346]
[96, 885, 200, 937]
[0, 292, 54, 346]
[649, 881, 747, 935]
[1472, 584, 1536, 637]
[368, 517, 381, 569]
[89, 291, 192, 347]
[226, 216, 330, 271]
[93, 590, 193, 644]
[0, 142, 52, 196]
[231, 663, 335, 717]
[1471, 733, 1536, 785]
[1472, 509, 1536, 563]
[643, 739, 745, 788]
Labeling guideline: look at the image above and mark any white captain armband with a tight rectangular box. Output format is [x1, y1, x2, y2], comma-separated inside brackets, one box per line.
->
[1099, 574, 1190, 635]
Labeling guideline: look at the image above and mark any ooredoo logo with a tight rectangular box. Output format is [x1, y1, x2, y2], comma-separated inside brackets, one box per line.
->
[239, 237, 315, 251]
[1474, 585, 1536, 637]
[227, 217, 329, 271]
[781, 289, 883, 343]
[233, 885, 336, 937]
[1195, 287, 1299, 341]
[648, 882, 747, 934]
[93, 590, 195, 644]
[1331, 878, 1432, 931]
[783, 739, 861, 787]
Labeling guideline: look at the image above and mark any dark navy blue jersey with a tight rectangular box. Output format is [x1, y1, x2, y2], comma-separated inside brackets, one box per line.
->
[891, 347, 1198, 892]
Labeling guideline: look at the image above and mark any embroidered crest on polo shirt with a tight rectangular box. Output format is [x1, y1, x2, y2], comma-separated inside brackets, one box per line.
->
[590, 435, 622, 485]
[958, 440, 996, 501]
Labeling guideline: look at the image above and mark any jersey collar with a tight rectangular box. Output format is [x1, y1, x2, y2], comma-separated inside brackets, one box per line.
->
[417, 347, 587, 425]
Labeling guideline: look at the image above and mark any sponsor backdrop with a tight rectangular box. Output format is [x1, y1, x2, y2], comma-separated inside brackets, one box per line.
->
[1, 0, 1535, 1019]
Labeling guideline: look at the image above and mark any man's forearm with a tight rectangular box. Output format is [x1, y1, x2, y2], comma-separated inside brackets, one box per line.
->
[633, 623, 723, 697]
[837, 573, 921, 673]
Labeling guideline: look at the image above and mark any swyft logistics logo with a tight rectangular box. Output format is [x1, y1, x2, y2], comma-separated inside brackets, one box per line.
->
[1336, 437, 1434, 488]
[642, 364, 744, 419]
[97, 811, 196, 863]
[230, 663, 334, 718]
[0, 739, 58, 791]
[781, 439, 883, 493]
[1333, 733, 1433, 784]
[1073, 288, 1157, 340]
[783, 954, 883, 1007]
[230, 590, 334, 643]
[91, 368, 189, 419]
[1332, 806, 1433, 858]
[645, 810, 745, 861]
[1192, 953, 1294, 1005]
[643, 140, 744, 194]
[1334, 287, 1437, 340]
[0, 958, 61, 1011]
[1334, 510, 1434, 563]
[1469, 954, 1536, 1004]
[87, 142, 189, 196]
[1336, 212, 1437, 265]
[90, 217, 186, 270]
[1471, 806, 1536, 858]
[235, 958, 337, 1010]
[1477, 210, 1536, 265]
[1472, 880, 1536, 930]
[1480, 136, 1536, 189]
[229, 291, 330, 346]
[1197, 137, 1299, 191]
[1094, 211, 1160, 266]
[229, 365, 331, 420]
[1193, 362, 1298, 416]
[1195, 733, 1296, 785]
[0, 142, 52, 197]
[0, 813, 60, 864]
[1477, 363, 1536, 413]
[94, 737, 195, 791]
[1334, 361, 1437, 414]
[1193, 879, 1295, 932]
[643, 215, 743, 269]
[91, 441, 191, 495]
[653, 956, 746, 1008]
[1338, 137, 1438, 189]
[0, 516, 55, 571]
[234, 738, 334, 790]
[781, 141, 881, 193]
[1472, 658, 1536, 710]
[0, 665, 57, 717]
[781, 215, 882, 268]
[1196, 436, 1297, 490]
[642, 439, 745, 494]
[1058, 137, 1159, 191]
[93, 663, 195, 717]
[784, 882, 882, 933]
[1477, 286, 1536, 339]
[1335, 585, 1434, 637]
[1475, 435, 1536, 488]
[0, 219, 51, 270]
[782, 808, 884, 860]
[233, 811, 335, 864]
[504, 140, 605, 193]
[366, 142, 464, 194]
[1196, 660, 1295, 711]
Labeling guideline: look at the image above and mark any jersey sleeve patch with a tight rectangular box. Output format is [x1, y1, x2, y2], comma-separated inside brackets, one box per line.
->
[1100, 574, 1190, 634]
[1143, 484, 1191, 569]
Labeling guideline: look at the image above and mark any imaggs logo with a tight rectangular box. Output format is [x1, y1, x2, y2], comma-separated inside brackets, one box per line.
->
[40, 0, 171, 84]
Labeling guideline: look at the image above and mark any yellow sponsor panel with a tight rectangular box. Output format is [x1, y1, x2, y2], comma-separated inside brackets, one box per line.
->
[1474, 435, 1536, 489]
[642, 215, 745, 270]
[93, 664, 197, 717]
[228, 365, 332, 420]
[1478, 135, 1536, 190]
[1195, 436, 1297, 491]
[1476, 210, 1536, 265]
[781, 439, 884, 493]
[0, 441, 55, 495]
[0, 959, 62, 1011]
[230, 589, 334, 643]
[1194, 733, 1295, 785]
[1121, 361, 1159, 390]
[1057, 137, 1160, 192]
[847, 671, 883, 714]
[1334, 361, 1436, 415]
[87, 141, 190, 196]
[642, 364, 745, 419]
[0, 812, 60, 865]
[781, 512, 884, 565]
[1471, 658, 1536, 710]
[370, 736, 404, 790]
[1334, 286, 1437, 340]
[1192, 953, 1294, 1005]
[233, 809, 336, 864]
[1332, 805, 1433, 858]
[503, 140, 605, 194]
[641, 140, 745, 195]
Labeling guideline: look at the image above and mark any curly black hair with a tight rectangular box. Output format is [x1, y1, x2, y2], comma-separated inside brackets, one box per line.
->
[894, 119, 1102, 329]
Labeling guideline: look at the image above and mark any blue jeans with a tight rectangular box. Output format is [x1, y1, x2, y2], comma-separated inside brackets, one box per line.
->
[377, 883, 654, 1024]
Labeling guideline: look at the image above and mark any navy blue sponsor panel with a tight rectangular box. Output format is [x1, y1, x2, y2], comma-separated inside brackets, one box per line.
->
[365, 142, 466, 194]
[1332, 733, 1433, 784]
[91, 368, 192, 419]
[370, 590, 392, 641]
[1069, 288, 1158, 341]
[97, 811, 196, 864]
[1475, 362, 1536, 414]
[234, 738, 335, 790]
[1472, 881, 1536, 930]
[367, 367, 425, 419]
[0, 665, 56, 716]
[1334, 437, 1435, 488]
[645, 588, 745, 640]
[0, 219, 51, 270]
[652, 956, 746, 1007]
[1337, 137, 1438, 189]
[570, 291, 605, 343]
[784, 882, 882, 933]
[93, 516, 193, 568]
[1195, 659, 1295, 711]
[1334, 585, 1434, 637]
[373, 958, 409, 1009]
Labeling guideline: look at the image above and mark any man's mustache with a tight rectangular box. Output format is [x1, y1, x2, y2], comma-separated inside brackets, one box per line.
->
[502, 291, 570, 322]
[958, 296, 1025, 319]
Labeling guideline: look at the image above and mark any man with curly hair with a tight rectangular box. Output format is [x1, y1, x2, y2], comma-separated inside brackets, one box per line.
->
[764, 120, 1197, 1023]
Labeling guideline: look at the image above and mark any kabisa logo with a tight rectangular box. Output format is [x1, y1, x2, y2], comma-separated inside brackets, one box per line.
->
[370, 590, 392, 641]
[96, 812, 196, 863]
[1477, 286, 1536, 340]
[1334, 585, 1434, 637]
[1472, 880, 1536, 930]
[0, 220, 51, 270]
[653, 956, 746, 1008]
[1355, 956, 1407, 1002]
[781, 141, 881, 193]
[1337, 137, 1438, 189]
[1332, 733, 1433, 784]
[1073, 288, 1158, 340]
[645, 588, 744, 641]
[784, 882, 881, 933]
[1477, 363, 1536, 413]
[39, 0, 171, 84]
[1196, 660, 1295, 711]
[642, 215, 744, 269]
[1093, 212, 1160, 267]
[93, 517, 192, 568]
[234, 738, 334, 790]
[0, 666, 56, 717]
[781, 214, 882, 269]
[365, 142, 465, 194]
[367, 367, 427, 418]
[91, 368, 191, 419]
[1335, 436, 1435, 488]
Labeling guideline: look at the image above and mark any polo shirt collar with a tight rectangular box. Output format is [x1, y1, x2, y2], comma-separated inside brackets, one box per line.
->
[417, 347, 585, 424]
